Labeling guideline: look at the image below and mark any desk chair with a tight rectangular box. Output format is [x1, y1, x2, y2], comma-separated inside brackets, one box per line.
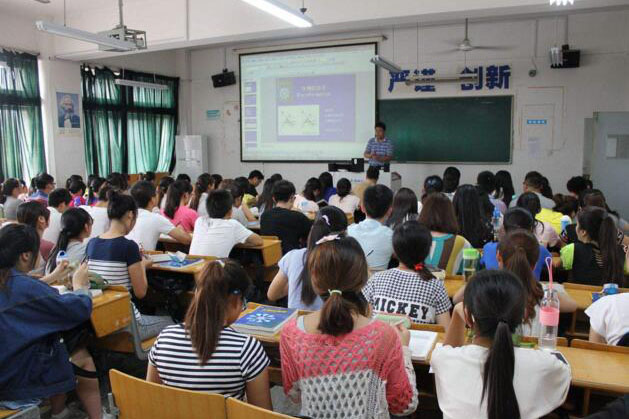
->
[226, 398, 296, 419]
[570, 339, 629, 415]
[108, 369, 226, 419]
[96, 301, 158, 361]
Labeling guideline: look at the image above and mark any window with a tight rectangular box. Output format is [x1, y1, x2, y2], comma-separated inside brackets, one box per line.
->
[0, 51, 46, 181]
[81, 65, 179, 176]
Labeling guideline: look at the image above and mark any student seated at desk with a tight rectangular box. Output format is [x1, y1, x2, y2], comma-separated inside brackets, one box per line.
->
[348, 184, 394, 271]
[190, 189, 262, 258]
[0, 178, 24, 221]
[328, 178, 360, 215]
[224, 183, 257, 227]
[517, 192, 562, 248]
[43, 188, 72, 245]
[586, 293, 629, 346]
[0, 224, 102, 419]
[81, 184, 111, 238]
[260, 180, 312, 254]
[558, 206, 628, 286]
[27, 172, 55, 206]
[480, 208, 552, 281]
[161, 180, 198, 233]
[155, 176, 174, 213]
[385, 187, 418, 230]
[267, 206, 347, 310]
[453, 184, 494, 248]
[457, 230, 577, 327]
[45, 208, 93, 275]
[68, 179, 87, 208]
[510, 171, 556, 210]
[293, 177, 321, 213]
[189, 173, 214, 218]
[319, 171, 336, 202]
[127, 181, 191, 251]
[17, 201, 55, 266]
[418, 193, 471, 276]
[431, 270, 571, 419]
[86, 192, 173, 340]
[363, 220, 451, 327]
[255, 176, 280, 217]
[280, 236, 418, 418]
[85, 176, 105, 206]
[147, 259, 272, 408]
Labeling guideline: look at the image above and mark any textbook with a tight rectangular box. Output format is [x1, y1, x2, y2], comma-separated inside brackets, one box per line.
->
[408, 330, 439, 361]
[232, 306, 298, 336]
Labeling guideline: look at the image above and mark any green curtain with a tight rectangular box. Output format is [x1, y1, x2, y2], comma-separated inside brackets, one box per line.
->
[0, 51, 46, 180]
[82, 66, 124, 176]
[81, 66, 179, 176]
[126, 71, 178, 174]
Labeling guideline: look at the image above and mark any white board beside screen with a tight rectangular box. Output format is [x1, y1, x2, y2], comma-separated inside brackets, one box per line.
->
[239, 43, 377, 162]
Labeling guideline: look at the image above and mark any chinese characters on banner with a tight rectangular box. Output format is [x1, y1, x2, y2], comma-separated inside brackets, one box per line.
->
[387, 65, 511, 93]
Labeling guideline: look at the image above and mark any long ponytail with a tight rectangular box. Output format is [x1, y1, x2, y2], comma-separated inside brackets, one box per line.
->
[464, 270, 525, 419]
[498, 230, 543, 323]
[189, 173, 212, 211]
[483, 321, 519, 419]
[46, 208, 92, 273]
[578, 207, 625, 285]
[299, 206, 348, 305]
[164, 180, 192, 219]
[185, 259, 251, 364]
[308, 236, 369, 336]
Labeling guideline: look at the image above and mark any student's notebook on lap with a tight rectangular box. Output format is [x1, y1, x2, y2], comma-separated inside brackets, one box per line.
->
[408, 330, 439, 361]
[233, 306, 298, 336]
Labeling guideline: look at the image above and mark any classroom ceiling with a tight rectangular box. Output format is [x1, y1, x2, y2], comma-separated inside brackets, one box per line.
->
[1, 0, 628, 59]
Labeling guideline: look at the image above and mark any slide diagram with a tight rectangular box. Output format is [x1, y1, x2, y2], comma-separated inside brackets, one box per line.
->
[278, 105, 320, 136]
[275, 74, 355, 142]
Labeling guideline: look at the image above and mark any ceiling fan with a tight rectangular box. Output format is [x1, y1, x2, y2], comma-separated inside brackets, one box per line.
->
[447, 18, 510, 52]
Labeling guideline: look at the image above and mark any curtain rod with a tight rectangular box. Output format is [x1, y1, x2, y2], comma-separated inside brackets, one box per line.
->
[0, 45, 41, 57]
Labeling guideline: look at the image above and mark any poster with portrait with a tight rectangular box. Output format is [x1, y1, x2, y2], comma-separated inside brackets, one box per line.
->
[56, 91, 81, 135]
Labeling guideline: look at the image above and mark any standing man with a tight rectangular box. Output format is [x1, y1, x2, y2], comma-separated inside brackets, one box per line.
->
[364, 122, 394, 170]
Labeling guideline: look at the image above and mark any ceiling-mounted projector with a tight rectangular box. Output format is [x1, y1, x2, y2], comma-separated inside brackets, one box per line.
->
[97, 26, 146, 52]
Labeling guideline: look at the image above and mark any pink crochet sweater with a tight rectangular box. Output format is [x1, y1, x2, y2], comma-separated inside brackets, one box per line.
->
[280, 318, 418, 419]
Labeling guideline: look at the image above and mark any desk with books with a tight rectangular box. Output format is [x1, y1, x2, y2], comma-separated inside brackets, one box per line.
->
[236, 303, 629, 394]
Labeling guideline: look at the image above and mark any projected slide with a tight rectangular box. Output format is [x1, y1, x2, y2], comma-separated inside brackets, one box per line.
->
[240, 43, 376, 162]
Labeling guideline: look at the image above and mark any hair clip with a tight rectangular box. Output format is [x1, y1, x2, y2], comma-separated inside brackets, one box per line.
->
[328, 289, 342, 296]
[414, 263, 424, 271]
[315, 234, 340, 245]
[321, 214, 331, 226]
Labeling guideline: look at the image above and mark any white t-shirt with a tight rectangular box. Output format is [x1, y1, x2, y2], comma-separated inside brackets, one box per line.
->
[196, 192, 209, 218]
[81, 206, 110, 238]
[42, 207, 63, 244]
[232, 206, 248, 227]
[431, 344, 571, 419]
[328, 194, 360, 214]
[126, 208, 175, 251]
[189, 217, 253, 258]
[585, 293, 629, 346]
[293, 194, 319, 213]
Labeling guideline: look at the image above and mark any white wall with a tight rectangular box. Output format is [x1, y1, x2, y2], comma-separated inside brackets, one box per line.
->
[187, 9, 629, 196]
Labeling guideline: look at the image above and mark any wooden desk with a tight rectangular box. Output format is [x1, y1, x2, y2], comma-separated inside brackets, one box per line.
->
[236, 237, 282, 268]
[91, 287, 132, 338]
[444, 276, 465, 298]
[557, 346, 629, 393]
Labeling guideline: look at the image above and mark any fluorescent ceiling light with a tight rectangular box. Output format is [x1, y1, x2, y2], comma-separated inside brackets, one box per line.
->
[370, 55, 402, 73]
[240, 0, 313, 28]
[35, 20, 137, 51]
[550, 0, 574, 5]
[114, 79, 168, 91]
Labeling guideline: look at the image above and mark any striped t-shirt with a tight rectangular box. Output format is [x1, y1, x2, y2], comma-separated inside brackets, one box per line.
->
[86, 236, 142, 289]
[86, 236, 143, 320]
[149, 325, 270, 398]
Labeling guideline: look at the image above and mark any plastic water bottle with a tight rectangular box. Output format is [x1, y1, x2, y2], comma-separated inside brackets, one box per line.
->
[491, 208, 502, 242]
[560, 215, 571, 234]
[539, 287, 560, 351]
[56, 250, 69, 268]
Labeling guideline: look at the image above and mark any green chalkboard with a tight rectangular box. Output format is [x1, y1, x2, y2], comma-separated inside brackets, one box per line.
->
[378, 96, 513, 163]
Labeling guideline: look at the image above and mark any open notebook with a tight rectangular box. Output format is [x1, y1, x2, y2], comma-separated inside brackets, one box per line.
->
[408, 330, 439, 361]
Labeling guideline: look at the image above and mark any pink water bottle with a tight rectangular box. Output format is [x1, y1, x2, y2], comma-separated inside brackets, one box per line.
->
[539, 256, 560, 351]
[539, 288, 560, 350]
